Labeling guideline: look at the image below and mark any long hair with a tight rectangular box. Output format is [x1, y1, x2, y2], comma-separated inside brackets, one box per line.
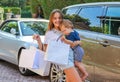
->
[47, 9, 63, 31]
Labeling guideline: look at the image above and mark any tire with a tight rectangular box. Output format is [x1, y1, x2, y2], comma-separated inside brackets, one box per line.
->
[18, 48, 35, 76]
[18, 67, 34, 76]
[0, 58, 5, 61]
[50, 64, 66, 82]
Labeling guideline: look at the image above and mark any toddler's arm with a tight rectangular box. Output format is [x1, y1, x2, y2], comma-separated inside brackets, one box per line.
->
[61, 36, 74, 47]
[74, 40, 82, 46]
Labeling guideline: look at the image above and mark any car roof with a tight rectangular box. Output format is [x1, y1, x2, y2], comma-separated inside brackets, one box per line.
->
[5, 18, 49, 22]
[62, 2, 120, 9]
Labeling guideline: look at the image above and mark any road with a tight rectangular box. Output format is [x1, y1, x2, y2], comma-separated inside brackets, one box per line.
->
[0, 60, 50, 82]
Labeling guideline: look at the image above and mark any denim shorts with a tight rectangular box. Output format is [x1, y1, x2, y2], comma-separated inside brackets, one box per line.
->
[73, 46, 84, 62]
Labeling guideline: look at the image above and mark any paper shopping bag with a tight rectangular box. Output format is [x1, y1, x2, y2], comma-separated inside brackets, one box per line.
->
[45, 41, 70, 65]
[32, 49, 45, 69]
[29, 50, 51, 76]
[19, 46, 45, 69]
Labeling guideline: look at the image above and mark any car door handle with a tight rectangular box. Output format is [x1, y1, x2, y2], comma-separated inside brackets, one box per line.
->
[99, 41, 110, 47]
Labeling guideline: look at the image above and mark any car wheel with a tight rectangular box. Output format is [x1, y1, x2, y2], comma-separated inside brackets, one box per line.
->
[18, 48, 34, 76]
[50, 64, 66, 82]
[18, 67, 34, 76]
[0, 58, 4, 61]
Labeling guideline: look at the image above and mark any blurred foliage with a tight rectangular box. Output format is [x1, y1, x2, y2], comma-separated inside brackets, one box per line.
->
[4, 7, 21, 14]
[0, 0, 28, 9]
[104, 23, 109, 34]
[30, 0, 120, 19]
[0, 0, 19, 7]
[30, 0, 44, 18]
[30, 0, 84, 19]
[30, 0, 40, 14]
[1, 0, 120, 19]
[21, 6, 32, 18]
[0, 0, 31, 18]
[30, 22, 47, 35]
[64, 14, 102, 32]
[84, 0, 120, 3]
[90, 26, 103, 33]
[64, 14, 90, 25]
[3, 7, 21, 20]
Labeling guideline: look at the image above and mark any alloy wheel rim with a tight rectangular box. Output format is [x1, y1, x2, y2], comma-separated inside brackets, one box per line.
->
[50, 64, 66, 82]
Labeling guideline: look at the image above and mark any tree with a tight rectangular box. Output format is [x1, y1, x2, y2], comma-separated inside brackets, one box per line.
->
[84, 0, 120, 3]
[0, 0, 27, 8]
[0, 0, 19, 7]
[30, 0, 84, 19]
[30, 0, 44, 18]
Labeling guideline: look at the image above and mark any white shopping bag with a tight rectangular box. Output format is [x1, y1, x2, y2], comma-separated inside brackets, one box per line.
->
[45, 41, 70, 65]
[19, 46, 44, 69]
[32, 49, 45, 69]
[28, 49, 51, 76]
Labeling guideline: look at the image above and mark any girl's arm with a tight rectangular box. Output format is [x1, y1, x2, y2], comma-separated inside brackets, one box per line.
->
[73, 34, 82, 47]
[43, 44, 47, 52]
[33, 34, 44, 50]
[60, 35, 82, 48]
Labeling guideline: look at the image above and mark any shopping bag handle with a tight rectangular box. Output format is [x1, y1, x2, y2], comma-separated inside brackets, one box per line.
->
[56, 34, 63, 41]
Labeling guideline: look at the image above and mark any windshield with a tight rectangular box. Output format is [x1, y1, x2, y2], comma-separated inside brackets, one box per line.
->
[20, 21, 48, 36]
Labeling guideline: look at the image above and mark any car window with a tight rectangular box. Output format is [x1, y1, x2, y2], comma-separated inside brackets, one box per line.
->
[103, 18, 120, 36]
[63, 6, 80, 15]
[63, 6, 81, 21]
[1, 21, 19, 34]
[106, 7, 120, 17]
[103, 7, 120, 36]
[77, 6, 104, 32]
[20, 21, 48, 36]
[62, 5, 120, 37]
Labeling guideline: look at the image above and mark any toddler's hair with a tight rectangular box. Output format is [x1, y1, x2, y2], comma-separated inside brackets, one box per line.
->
[61, 19, 74, 29]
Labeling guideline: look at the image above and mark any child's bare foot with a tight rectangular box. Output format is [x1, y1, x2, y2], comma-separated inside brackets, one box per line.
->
[81, 73, 88, 81]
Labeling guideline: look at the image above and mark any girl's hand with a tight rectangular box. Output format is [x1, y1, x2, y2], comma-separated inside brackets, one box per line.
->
[33, 34, 43, 50]
[73, 41, 82, 46]
[33, 34, 41, 42]
[60, 35, 66, 42]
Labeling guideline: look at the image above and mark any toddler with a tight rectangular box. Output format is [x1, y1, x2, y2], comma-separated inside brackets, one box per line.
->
[60, 19, 88, 81]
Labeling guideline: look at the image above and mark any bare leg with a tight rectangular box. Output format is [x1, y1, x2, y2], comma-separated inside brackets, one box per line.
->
[75, 61, 88, 81]
[64, 67, 83, 82]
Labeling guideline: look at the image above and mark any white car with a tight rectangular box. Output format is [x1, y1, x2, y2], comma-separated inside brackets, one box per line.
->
[0, 18, 65, 82]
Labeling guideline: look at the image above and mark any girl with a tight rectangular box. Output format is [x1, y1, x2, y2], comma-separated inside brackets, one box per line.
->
[33, 9, 82, 82]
